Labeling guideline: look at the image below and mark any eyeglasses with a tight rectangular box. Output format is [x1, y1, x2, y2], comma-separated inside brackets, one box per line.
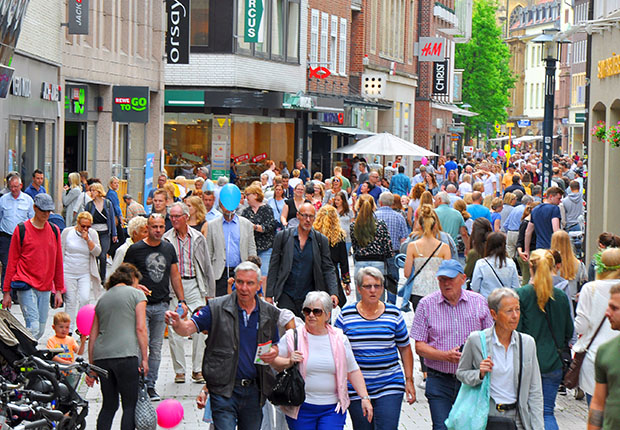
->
[169, 214, 186, 219]
[360, 284, 383, 290]
[299, 213, 315, 220]
[302, 307, 324, 317]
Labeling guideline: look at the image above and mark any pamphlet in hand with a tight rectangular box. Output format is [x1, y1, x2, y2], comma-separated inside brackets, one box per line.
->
[254, 341, 273, 365]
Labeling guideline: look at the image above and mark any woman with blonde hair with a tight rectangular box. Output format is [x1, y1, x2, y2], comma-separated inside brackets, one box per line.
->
[550, 230, 586, 305]
[314, 205, 350, 305]
[241, 184, 276, 276]
[85, 182, 117, 282]
[185, 195, 208, 236]
[517, 249, 574, 430]
[407, 183, 426, 228]
[63, 172, 83, 226]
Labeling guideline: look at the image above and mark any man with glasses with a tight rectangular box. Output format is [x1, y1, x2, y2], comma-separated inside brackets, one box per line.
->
[266, 202, 339, 317]
[355, 170, 382, 203]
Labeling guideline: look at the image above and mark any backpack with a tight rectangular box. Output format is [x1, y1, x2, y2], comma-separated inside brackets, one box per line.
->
[17, 221, 59, 247]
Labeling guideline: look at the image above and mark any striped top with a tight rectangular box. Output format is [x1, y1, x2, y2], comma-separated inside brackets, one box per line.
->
[335, 303, 410, 400]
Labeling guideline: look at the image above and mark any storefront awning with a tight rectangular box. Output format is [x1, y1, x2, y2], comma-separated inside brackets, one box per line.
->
[321, 126, 376, 136]
[432, 102, 479, 117]
[165, 90, 205, 107]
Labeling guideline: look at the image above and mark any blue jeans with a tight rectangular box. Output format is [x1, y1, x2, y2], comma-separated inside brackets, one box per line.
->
[211, 384, 263, 430]
[425, 372, 461, 430]
[17, 288, 51, 340]
[349, 393, 403, 430]
[541, 369, 562, 430]
[258, 249, 272, 277]
[144, 301, 168, 388]
[286, 402, 346, 430]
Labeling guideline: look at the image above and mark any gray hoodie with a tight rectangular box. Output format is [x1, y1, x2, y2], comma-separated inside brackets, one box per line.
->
[561, 192, 583, 227]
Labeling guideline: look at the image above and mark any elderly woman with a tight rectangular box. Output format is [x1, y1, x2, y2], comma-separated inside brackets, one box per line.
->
[573, 247, 620, 404]
[517, 249, 573, 430]
[457, 288, 544, 430]
[336, 267, 415, 430]
[272, 291, 373, 430]
[108, 216, 148, 279]
[61, 211, 102, 333]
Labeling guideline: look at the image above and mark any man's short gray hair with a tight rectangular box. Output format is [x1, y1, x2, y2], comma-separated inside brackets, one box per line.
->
[521, 194, 533, 205]
[355, 266, 384, 289]
[127, 216, 148, 237]
[446, 184, 457, 193]
[436, 191, 450, 205]
[235, 261, 262, 283]
[217, 176, 230, 187]
[487, 288, 519, 313]
[302, 291, 333, 315]
[170, 202, 190, 216]
[378, 192, 394, 207]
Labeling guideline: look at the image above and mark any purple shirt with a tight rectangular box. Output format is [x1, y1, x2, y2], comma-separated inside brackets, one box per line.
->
[410, 289, 493, 374]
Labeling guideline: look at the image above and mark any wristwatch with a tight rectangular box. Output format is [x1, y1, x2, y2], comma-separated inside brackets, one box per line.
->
[178, 300, 187, 305]
[361, 396, 370, 400]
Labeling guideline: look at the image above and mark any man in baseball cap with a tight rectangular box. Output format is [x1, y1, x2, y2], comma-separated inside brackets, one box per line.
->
[33, 193, 55, 211]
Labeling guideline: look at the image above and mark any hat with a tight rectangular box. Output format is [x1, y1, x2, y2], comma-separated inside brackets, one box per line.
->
[508, 163, 516, 169]
[436, 259, 465, 278]
[33, 193, 55, 211]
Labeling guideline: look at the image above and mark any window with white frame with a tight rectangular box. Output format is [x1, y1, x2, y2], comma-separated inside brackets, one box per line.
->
[330, 16, 338, 72]
[320, 12, 329, 67]
[339, 18, 347, 74]
[379, 0, 406, 61]
[310, 9, 319, 65]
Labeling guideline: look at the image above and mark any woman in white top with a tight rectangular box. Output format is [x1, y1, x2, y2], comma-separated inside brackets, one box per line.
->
[458, 174, 473, 196]
[573, 248, 620, 404]
[272, 291, 373, 430]
[62, 172, 82, 226]
[60, 211, 102, 333]
[470, 232, 520, 298]
[407, 183, 427, 229]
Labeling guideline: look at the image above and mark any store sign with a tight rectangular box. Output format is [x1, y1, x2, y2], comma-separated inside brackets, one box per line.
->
[453, 70, 462, 103]
[0, 66, 14, 99]
[598, 53, 620, 79]
[166, 0, 190, 64]
[11, 76, 31, 98]
[68, 0, 89, 35]
[575, 113, 586, 123]
[41, 82, 62, 102]
[319, 112, 344, 124]
[416, 37, 445, 62]
[112, 86, 149, 123]
[252, 153, 267, 163]
[463, 146, 474, 153]
[309, 67, 331, 79]
[65, 85, 88, 120]
[211, 117, 231, 180]
[432, 61, 448, 95]
[244, 0, 264, 43]
[517, 120, 531, 127]
[234, 153, 250, 163]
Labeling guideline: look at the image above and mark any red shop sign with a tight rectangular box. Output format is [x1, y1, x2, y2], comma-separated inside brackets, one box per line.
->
[309, 67, 331, 79]
[234, 153, 250, 163]
[252, 153, 267, 163]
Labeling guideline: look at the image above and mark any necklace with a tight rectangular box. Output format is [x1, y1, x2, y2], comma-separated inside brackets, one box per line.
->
[358, 302, 384, 319]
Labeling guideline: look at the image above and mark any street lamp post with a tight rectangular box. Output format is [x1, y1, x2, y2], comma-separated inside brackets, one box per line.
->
[533, 28, 567, 191]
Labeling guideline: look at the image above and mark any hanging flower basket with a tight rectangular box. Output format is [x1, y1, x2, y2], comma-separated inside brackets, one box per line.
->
[590, 121, 606, 141]
[608, 122, 620, 148]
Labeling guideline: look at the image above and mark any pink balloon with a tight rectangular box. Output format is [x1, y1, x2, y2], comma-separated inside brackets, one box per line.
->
[76, 304, 96, 336]
[157, 399, 184, 428]
[498, 149, 506, 157]
[421, 156, 428, 166]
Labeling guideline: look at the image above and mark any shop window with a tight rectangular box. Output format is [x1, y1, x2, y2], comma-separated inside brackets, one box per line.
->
[164, 113, 213, 179]
[191, 0, 210, 46]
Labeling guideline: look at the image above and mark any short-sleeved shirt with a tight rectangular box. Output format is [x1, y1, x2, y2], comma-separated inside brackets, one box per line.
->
[47, 335, 79, 362]
[92, 285, 147, 361]
[335, 303, 410, 400]
[530, 203, 561, 249]
[467, 204, 492, 222]
[594, 336, 620, 429]
[192, 299, 280, 380]
[435, 204, 465, 243]
[124, 240, 178, 304]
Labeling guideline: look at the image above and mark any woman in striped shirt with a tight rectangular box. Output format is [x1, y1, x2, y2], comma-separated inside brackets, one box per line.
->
[335, 266, 416, 430]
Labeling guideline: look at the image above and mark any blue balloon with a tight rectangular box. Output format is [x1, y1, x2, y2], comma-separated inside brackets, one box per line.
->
[219, 183, 241, 211]
[202, 180, 215, 192]
[491, 151, 498, 159]
[510, 148, 516, 155]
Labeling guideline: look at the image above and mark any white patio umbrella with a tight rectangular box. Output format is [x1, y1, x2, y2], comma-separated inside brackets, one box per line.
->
[333, 132, 438, 159]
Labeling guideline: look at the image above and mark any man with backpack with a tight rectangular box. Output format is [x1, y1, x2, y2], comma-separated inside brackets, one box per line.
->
[2, 194, 65, 339]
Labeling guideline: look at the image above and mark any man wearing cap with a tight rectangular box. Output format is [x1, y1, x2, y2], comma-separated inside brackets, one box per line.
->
[2, 194, 64, 340]
[410, 259, 493, 430]
[0, 174, 34, 286]
[123, 194, 146, 222]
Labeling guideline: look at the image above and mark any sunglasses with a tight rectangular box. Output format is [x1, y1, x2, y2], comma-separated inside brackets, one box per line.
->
[302, 307, 324, 317]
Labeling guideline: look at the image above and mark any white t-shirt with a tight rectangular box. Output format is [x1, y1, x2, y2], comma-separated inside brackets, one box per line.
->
[483, 173, 497, 196]
[263, 169, 276, 186]
[289, 177, 303, 189]
[64, 228, 91, 276]
[278, 332, 359, 405]
[458, 182, 472, 196]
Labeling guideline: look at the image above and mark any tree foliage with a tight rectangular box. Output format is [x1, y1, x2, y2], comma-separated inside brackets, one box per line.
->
[455, 0, 515, 131]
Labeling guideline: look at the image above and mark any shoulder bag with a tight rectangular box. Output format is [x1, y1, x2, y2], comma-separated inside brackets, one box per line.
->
[135, 370, 157, 430]
[543, 303, 572, 377]
[268, 329, 306, 407]
[486, 333, 523, 430]
[563, 317, 606, 389]
[484, 258, 506, 288]
[399, 242, 443, 306]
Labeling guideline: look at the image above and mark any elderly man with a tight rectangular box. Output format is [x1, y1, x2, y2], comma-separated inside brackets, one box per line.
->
[467, 191, 492, 222]
[434, 192, 469, 254]
[444, 184, 460, 207]
[108, 216, 148, 279]
[266, 202, 339, 317]
[206, 198, 256, 297]
[123, 194, 146, 222]
[411, 259, 493, 430]
[164, 202, 215, 384]
[165, 262, 280, 430]
[0, 174, 34, 285]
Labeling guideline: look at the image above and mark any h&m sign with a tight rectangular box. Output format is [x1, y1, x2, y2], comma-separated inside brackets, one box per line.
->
[166, 0, 190, 64]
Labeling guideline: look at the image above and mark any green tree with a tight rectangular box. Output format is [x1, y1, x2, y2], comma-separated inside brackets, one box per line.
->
[455, 0, 515, 132]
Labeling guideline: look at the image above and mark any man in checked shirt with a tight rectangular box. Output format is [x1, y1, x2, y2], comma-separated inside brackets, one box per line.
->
[410, 259, 493, 430]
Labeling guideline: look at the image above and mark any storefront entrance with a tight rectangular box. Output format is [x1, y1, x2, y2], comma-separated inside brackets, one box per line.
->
[64, 122, 87, 182]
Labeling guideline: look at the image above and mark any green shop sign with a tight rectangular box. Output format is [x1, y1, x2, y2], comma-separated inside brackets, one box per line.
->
[65, 85, 88, 120]
[112, 86, 149, 123]
[244, 0, 264, 43]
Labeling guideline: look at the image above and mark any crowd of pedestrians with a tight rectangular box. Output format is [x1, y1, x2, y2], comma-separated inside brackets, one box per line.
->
[1, 147, 620, 430]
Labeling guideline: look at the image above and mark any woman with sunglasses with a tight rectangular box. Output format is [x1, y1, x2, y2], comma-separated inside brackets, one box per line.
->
[323, 176, 345, 205]
[281, 183, 306, 229]
[272, 291, 373, 430]
[335, 267, 415, 430]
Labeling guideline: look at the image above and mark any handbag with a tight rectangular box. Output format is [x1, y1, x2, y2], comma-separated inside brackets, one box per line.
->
[543, 303, 572, 376]
[268, 329, 306, 407]
[563, 316, 606, 389]
[135, 370, 157, 430]
[486, 333, 523, 430]
[445, 330, 491, 430]
[484, 259, 506, 288]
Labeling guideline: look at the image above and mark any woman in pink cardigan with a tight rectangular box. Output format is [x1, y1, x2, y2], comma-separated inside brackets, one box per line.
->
[271, 291, 373, 429]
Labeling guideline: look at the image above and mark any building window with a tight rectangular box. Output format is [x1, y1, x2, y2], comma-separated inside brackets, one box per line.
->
[310, 9, 319, 65]
[370, 0, 377, 53]
[272, 0, 285, 57]
[320, 12, 329, 67]
[191, 0, 209, 46]
[379, 0, 406, 61]
[339, 18, 347, 74]
[330, 16, 338, 72]
[407, 0, 414, 64]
